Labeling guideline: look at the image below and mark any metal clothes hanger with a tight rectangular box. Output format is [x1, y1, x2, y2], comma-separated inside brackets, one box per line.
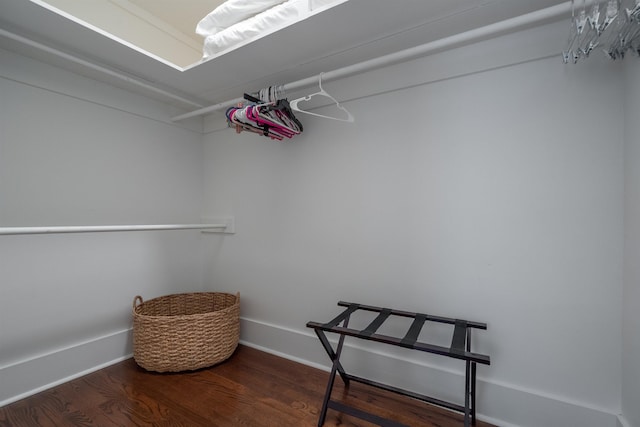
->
[289, 73, 355, 123]
[564, 0, 640, 63]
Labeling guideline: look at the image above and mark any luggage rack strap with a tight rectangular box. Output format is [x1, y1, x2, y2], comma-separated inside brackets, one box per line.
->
[400, 314, 427, 346]
[306, 322, 490, 365]
[337, 301, 487, 329]
[306, 301, 491, 365]
[450, 320, 468, 355]
[360, 308, 392, 337]
[322, 303, 360, 328]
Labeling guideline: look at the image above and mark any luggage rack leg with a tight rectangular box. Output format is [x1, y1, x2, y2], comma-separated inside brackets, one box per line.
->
[467, 328, 477, 426]
[464, 360, 471, 427]
[317, 310, 353, 427]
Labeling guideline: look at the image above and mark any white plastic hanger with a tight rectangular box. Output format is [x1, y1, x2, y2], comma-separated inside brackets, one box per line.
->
[289, 73, 355, 123]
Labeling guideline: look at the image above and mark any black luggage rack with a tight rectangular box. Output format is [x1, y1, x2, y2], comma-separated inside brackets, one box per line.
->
[306, 301, 491, 427]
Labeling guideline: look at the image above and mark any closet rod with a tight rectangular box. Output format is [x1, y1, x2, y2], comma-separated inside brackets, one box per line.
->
[171, 1, 574, 122]
[0, 28, 204, 109]
[0, 224, 227, 236]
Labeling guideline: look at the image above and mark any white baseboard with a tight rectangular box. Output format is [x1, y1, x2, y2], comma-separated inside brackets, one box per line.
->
[0, 328, 133, 407]
[0, 319, 623, 427]
[240, 317, 619, 427]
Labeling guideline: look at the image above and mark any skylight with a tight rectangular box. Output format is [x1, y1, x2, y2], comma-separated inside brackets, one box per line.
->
[36, 0, 345, 69]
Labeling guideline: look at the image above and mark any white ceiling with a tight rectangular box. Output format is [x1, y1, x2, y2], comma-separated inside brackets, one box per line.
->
[0, 0, 568, 115]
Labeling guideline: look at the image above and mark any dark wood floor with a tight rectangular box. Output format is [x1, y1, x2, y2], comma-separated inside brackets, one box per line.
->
[0, 345, 495, 427]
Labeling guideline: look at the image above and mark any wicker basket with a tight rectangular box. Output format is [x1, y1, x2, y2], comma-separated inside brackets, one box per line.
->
[132, 292, 240, 372]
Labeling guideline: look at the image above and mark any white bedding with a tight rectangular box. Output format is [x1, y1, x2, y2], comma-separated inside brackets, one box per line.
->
[197, 0, 342, 60]
[196, 0, 288, 37]
[201, 0, 300, 59]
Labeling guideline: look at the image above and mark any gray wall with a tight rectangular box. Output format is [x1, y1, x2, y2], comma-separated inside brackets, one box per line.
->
[0, 48, 205, 403]
[622, 57, 640, 427]
[1, 16, 638, 427]
[201, 20, 626, 427]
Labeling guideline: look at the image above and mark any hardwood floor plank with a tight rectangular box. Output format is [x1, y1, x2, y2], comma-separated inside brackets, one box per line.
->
[0, 345, 496, 427]
[101, 362, 234, 426]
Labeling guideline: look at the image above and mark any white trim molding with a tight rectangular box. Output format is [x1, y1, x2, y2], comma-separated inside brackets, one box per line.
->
[0, 329, 133, 407]
[239, 317, 621, 427]
[0, 317, 622, 427]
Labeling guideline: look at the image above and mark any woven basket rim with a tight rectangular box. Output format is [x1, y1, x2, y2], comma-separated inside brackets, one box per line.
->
[134, 291, 238, 303]
[133, 291, 239, 319]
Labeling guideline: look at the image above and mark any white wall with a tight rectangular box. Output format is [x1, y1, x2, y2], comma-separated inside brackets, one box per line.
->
[622, 58, 640, 427]
[0, 48, 205, 404]
[202, 21, 625, 427]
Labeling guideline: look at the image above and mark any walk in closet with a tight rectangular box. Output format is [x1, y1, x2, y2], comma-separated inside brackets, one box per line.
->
[1, 1, 639, 426]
